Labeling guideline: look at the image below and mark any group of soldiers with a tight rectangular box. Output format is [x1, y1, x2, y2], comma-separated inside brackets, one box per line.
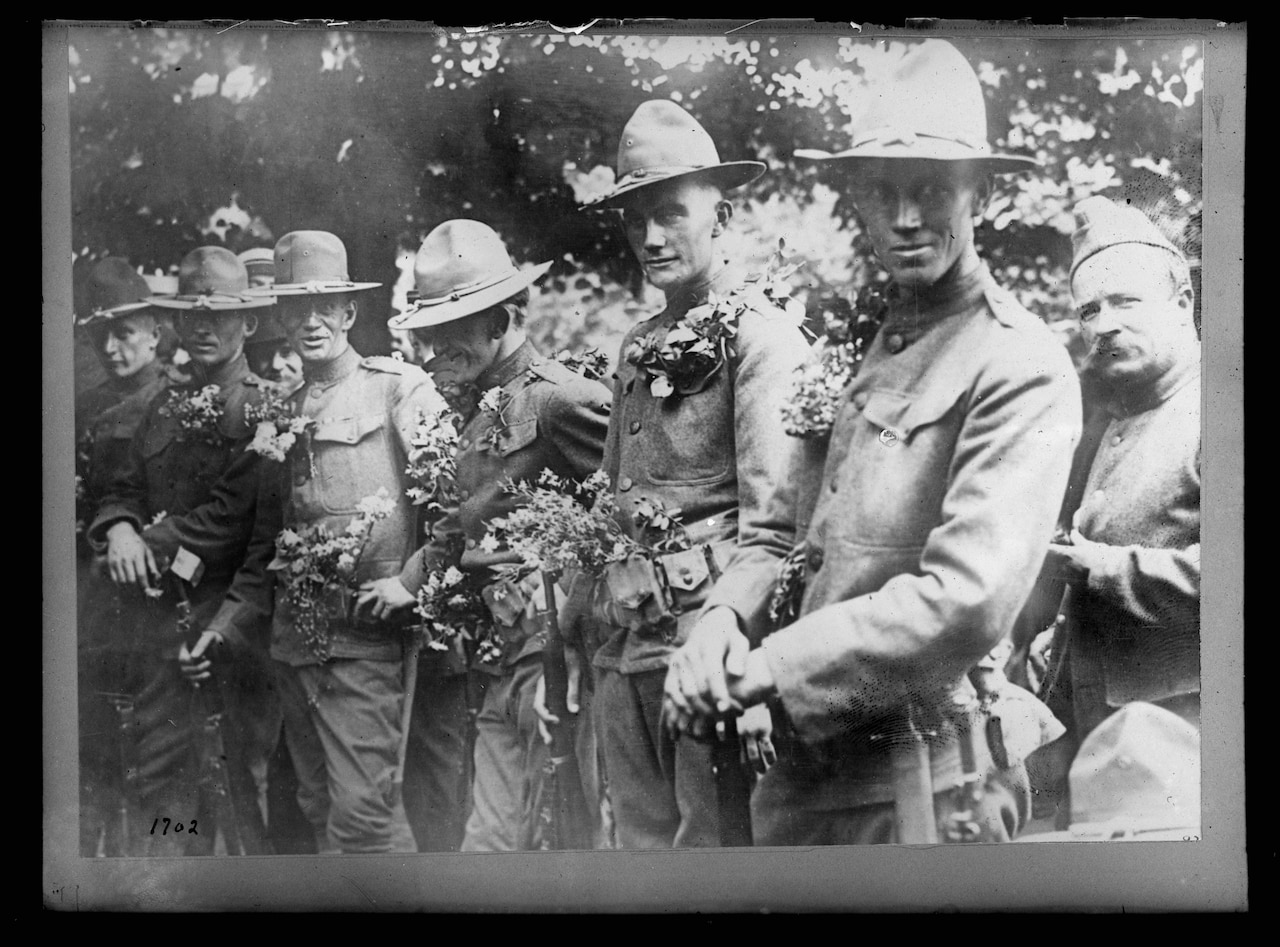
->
[73, 39, 1203, 857]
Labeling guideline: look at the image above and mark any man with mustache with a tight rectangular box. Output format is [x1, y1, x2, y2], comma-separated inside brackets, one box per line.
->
[579, 100, 811, 848]
[88, 246, 274, 854]
[1039, 196, 1202, 756]
[663, 40, 1082, 845]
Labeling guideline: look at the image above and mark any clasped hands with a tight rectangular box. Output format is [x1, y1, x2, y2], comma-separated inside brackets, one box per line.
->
[660, 606, 778, 773]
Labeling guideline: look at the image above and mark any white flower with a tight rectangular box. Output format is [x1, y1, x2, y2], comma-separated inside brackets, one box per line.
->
[479, 533, 501, 554]
[478, 387, 504, 414]
[650, 375, 674, 398]
[443, 566, 465, 587]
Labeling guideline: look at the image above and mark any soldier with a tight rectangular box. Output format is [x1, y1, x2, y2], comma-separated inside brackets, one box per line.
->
[87, 246, 275, 855]
[363, 219, 612, 851]
[197, 231, 448, 854]
[663, 39, 1083, 845]
[1039, 197, 1202, 763]
[74, 257, 172, 856]
[577, 100, 811, 848]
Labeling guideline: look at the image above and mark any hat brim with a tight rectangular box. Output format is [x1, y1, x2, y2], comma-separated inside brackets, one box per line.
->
[583, 161, 767, 209]
[74, 300, 158, 326]
[149, 294, 275, 311]
[388, 261, 553, 332]
[795, 145, 1038, 176]
[249, 281, 381, 297]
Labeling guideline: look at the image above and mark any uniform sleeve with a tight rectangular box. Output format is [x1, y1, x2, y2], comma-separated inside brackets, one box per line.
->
[761, 341, 1083, 742]
[397, 502, 463, 593]
[1085, 542, 1200, 631]
[701, 314, 813, 640]
[543, 380, 611, 482]
[87, 396, 162, 548]
[202, 459, 285, 655]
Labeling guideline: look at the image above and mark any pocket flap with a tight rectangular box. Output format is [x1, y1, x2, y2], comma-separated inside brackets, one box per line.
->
[481, 578, 527, 628]
[312, 414, 385, 445]
[660, 548, 710, 591]
[605, 556, 663, 609]
[861, 387, 964, 442]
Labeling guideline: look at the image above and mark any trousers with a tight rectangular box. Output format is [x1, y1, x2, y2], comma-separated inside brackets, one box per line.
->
[403, 665, 473, 852]
[593, 666, 720, 849]
[275, 657, 416, 854]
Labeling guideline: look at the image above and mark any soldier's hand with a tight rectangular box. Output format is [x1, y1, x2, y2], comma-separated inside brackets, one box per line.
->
[356, 577, 416, 622]
[666, 606, 749, 720]
[737, 702, 777, 774]
[105, 521, 160, 591]
[532, 648, 583, 746]
[178, 630, 224, 685]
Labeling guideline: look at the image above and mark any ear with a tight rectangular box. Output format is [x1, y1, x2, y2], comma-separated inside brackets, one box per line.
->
[341, 300, 359, 331]
[970, 175, 993, 219]
[242, 312, 259, 339]
[712, 198, 734, 237]
[488, 306, 512, 339]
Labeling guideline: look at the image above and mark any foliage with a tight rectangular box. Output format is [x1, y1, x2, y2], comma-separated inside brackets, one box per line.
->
[68, 26, 1204, 358]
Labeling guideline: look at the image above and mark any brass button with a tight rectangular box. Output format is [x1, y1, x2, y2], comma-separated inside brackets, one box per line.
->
[629, 420, 642, 434]
[878, 428, 899, 446]
[807, 547, 825, 571]
[619, 476, 634, 491]
[465, 538, 477, 550]
[886, 333, 905, 354]
[830, 479, 839, 493]
[459, 439, 471, 450]
[1112, 434, 1123, 445]
[459, 490, 470, 502]
[679, 566, 692, 578]
[852, 392, 868, 411]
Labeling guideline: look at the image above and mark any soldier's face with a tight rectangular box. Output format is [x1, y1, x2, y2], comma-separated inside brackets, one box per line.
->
[419, 311, 503, 386]
[176, 311, 254, 369]
[619, 179, 730, 297]
[278, 294, 358, 365]
[92, 312, 160, 380]
[850, 159, 984, 289]
[1073, 244, 1195, 387]
[249, 342, 305, 395]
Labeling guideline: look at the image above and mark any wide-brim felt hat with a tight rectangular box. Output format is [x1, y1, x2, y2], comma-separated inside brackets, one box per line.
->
[584, 99, 765, 209]
[75, 257, 157, 326]
[794, 39, 1038, 175]
[249, 230, 381, 297]
[150, 246, 274, 312]
[388, 219, 552, 331]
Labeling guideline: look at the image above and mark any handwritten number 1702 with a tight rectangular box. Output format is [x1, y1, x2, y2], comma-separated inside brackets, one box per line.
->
[150, 817, 198, 835]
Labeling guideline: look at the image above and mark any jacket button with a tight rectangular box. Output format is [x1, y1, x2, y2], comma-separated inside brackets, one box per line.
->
[629, 420, 642, 434]
[807, 548, 825, 571]
[852, 392, 868, 411]
[465, 538, 477, 550]
[459, 439, 471, 450]
[619, 476, 633, 491]
[886, 333, 906, 354]
[459, 490, 470, 502]
[830, 479, 839, 493]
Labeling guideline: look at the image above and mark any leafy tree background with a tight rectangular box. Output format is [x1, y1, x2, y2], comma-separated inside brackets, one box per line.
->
[68, 24, 1203, 389]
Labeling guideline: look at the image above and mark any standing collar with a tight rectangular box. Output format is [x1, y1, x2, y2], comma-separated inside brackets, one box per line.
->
[189, 351, 251, 390]
[302, 344, 362, 388]
[658, 259, 742, 322]
[477, 339, 538, 391]
[883, 261, 991, 331]
[111, 359, 164, 395]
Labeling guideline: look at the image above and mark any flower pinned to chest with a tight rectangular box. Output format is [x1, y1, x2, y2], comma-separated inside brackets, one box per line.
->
[405, 405, 461, 516]
[244, 386, 315, 462]
[780, 284, 888, 438]
[626, 239, 806, 399]
[158, 385, 226, 445]
[551, 347, 611, 383]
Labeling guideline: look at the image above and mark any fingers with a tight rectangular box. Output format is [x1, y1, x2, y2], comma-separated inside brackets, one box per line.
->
[532, 675, 559, 746]
[724, 627, 749, 680]
[144, 544, 160, 584]
[759, 734, 777, 772]
[566, 662, 581, 716]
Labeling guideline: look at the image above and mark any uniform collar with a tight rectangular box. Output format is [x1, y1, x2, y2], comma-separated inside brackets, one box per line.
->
[883, 261, 991, 333]
[109, 359, 164, 395]
[302, 344, 362, 388]
[659, 259, 743, 323]
[477, 338, 538, 391]
[1100, 355, 1200, 419]
[189, 351, 251, 390]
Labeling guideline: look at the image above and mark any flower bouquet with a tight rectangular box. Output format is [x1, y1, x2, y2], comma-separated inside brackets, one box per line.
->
[404, 404, 461, 521]
[158, 384, 225, 445]
[244, 386, 315, 462]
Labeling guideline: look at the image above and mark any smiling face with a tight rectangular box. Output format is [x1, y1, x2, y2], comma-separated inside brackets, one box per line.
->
[618, 177, 731, 298]
[175, 310, 255, 370]
[1072, 243, 1196, 387]
[248, 341, 306, 394]
[91, 312, 161, 380]
[278, 294, 358, 366]
[413, 309, 505, 386]
[849, 159, 986, 289]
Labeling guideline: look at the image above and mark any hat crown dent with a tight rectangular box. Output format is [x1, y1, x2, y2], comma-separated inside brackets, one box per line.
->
[855, 40, 989, 151]
[178, 246, 250, 296]
[274, 230, 353, 285]
[617, 100, 723, 178]
[84, 256, 151, 313]
[413, 219, 520, 301]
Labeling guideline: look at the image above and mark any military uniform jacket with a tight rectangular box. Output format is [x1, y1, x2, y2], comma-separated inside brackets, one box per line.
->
[706, 266, 1082, 785]
[592, 263, 812, 675]
[207, 346, 450, 667]
[1046, 359, 1201, 736]
[87, 353, 268, 651]
[398, 340, 612, 673]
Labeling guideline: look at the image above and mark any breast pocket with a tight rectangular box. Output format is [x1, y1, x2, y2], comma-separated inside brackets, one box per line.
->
[643, 378, 733, 486]
[833, 385, 965, 547]
[310, 413, 388, 514]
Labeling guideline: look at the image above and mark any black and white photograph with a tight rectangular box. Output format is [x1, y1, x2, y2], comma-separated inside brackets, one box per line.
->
[42, 19, 1245, 912]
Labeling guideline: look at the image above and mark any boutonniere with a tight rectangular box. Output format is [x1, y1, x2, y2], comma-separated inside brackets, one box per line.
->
[244, 387, 315, 462]
[478, 386, 513, 450]
[405, 405, 461, 519]
[626, 240, 806, 399]
[551, 347, 611, 383]
[158, 384, 225, 445]
[780, 284, 888, 438]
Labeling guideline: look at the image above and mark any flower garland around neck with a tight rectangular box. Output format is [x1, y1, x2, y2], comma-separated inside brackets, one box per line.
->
[779, 283, 888, 438]
[625, 239, 806, 399]
[158, 384, 225, 446]
[244, 384, 316, 463]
